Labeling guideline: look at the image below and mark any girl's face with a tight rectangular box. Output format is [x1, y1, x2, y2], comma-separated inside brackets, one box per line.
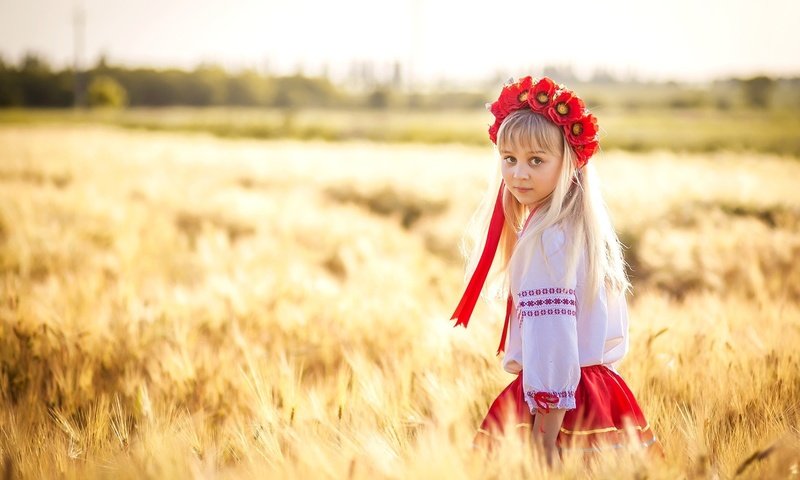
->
[500, 141, 563, 209]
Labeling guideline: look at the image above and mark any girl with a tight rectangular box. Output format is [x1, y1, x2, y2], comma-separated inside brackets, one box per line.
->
[450, 76, 664, 467]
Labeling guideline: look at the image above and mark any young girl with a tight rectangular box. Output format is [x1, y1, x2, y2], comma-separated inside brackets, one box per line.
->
[450, 75, 664, 466]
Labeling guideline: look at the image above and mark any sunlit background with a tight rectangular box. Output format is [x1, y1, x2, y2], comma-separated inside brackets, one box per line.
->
[1, 1, 799, 479]
[3, 0, 800, 83]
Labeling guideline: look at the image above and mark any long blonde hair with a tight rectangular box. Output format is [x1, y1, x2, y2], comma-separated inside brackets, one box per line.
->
[458, 109, 631, 313]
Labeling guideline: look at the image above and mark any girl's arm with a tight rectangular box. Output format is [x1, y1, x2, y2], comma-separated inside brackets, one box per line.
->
[531, 408, 567, 467]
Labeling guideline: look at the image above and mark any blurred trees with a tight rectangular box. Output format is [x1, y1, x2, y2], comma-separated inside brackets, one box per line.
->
[0, 53, 72, 107]
[272, 74, 341, 108]
[87, 75, 127, 107]
[741, 75, 775, 109]
[0, 52, 797, 111]
[0, 58, 20, 106]
[227, 69, 269, 106]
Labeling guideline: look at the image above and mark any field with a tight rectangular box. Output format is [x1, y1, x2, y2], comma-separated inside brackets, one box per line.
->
[0, 123, 799, 478]
[2, 105, 800, 157]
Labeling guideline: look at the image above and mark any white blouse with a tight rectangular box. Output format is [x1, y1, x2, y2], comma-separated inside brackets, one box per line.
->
[501, 221, 630, 414]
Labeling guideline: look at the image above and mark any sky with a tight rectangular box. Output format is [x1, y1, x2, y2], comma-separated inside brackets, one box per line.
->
[1, 0, 798, 86]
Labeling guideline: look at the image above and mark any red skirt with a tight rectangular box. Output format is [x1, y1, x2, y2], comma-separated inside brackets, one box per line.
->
[473, 364, 663, 457]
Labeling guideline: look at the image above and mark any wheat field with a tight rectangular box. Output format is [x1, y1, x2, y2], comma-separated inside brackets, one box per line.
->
[0, 124, 798, 478]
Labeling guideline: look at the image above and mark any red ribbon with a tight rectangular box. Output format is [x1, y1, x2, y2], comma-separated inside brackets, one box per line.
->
[496, 293, 513, 356]
[533, 392, 560, 413]
[496, 206, 538, 355]
[450, 180, 507, 329]
[451, 182, 542, 357]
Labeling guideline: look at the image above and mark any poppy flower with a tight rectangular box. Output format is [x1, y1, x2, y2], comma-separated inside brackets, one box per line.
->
[565, 113, 598, 145]
[493, 76, 534, 118]
[573, 140, 599, 167]
[527, 77, 557, 112]
[546, 90, 585, 126]
[489, 100, 506, 118]
[513, 76, 534, 102]
[488, 119, 501, 144]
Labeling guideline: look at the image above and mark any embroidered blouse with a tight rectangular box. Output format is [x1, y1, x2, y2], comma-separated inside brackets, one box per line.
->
[501, 217, 630, 414]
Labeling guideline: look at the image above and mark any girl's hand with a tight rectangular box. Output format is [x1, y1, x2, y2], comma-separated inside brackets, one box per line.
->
[531, 408, 567, 469]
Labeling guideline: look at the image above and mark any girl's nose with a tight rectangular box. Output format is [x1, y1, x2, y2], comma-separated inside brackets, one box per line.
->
[512, 164, 530, 179]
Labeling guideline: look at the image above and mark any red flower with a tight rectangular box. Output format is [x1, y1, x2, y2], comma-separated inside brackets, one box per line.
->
[546, 90, 585, 126]
[527, 77, 556, 112]
[488, 119, 501, 144]
[573, 140, 599, 167]
[565, 113, 598, 145]
[489, 100, 507, 118]
[493, 76, 534, 119]
[514, 76, 533, 102]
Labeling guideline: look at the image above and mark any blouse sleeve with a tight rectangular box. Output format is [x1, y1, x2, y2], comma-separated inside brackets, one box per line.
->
[515, 226, 580, 413]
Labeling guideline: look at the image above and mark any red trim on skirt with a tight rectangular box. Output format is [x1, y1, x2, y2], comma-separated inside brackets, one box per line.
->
[473, 364, 663, 455]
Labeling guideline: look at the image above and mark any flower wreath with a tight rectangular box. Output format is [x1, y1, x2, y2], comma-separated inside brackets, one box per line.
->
[486, 75, 599, 169]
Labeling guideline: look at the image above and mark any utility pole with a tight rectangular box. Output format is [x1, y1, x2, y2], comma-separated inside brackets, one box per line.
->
[73, 4, 86, 108]
[407, 0, 422, 94]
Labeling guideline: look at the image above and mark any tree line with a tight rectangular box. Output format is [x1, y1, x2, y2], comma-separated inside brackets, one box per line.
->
[0, 54, 487, 109]
[0, 53, 795, 110]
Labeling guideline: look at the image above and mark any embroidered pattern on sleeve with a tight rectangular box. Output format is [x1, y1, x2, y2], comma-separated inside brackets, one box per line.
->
[516, 287, 577, 327]
[525, 389, 577, 411]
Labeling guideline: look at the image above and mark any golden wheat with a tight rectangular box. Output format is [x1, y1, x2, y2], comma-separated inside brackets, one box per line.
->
[0, 124, 798, 479]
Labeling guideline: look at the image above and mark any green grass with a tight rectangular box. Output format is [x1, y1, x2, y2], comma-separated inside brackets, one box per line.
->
[1, 106, 799, 157]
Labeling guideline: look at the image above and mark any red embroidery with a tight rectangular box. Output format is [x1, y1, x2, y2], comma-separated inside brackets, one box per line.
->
[516, 287, 577, 326]
[519, 287, 575, 297]
[526, 390, 575, 412]
[526, 390, 575, 399]
[519, 298, 576, 307]
[519, 308, 577, 318]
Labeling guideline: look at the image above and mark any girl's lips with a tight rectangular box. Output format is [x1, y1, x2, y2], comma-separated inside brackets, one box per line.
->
[516, 187, 533, 192]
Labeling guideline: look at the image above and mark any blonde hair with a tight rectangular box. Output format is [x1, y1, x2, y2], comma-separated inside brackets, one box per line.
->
[458, 109, 631, 314]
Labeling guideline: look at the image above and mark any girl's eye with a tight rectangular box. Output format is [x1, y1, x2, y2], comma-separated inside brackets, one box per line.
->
[503, 156, 543, 165]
